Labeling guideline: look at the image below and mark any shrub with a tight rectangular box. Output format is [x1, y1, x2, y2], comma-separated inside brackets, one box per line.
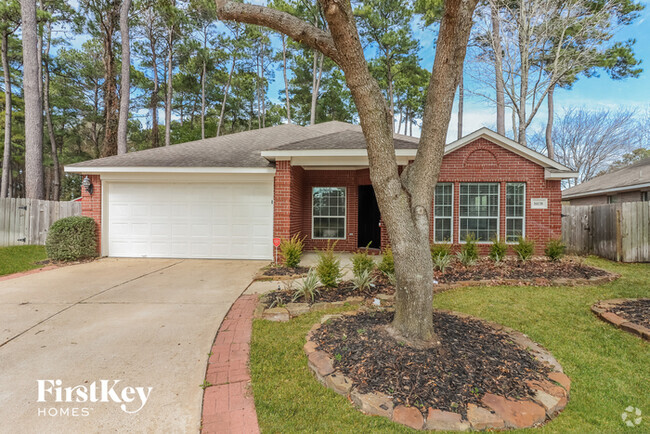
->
[458, 233, 478, 265]
[351, 246, 375, 278]
[433, 253, 453, 272]
[351, 268, 376, 292]
[430, 243, 452, 261]
[316, 241, 342, 288]
[489, 238, 508, 262]
[292, 270, 320, 302]
[513, 236, 535, 261]
[377, 245, 395, 276]
[280, 234, 305, 268]
[456, 249, 476, 267]
[384, 271, 397, 286]
[545, 238, 566, 261]
[46, 216, 97, 261]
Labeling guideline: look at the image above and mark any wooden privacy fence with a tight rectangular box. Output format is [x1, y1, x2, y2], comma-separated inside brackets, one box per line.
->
[562, 202, 650, 262]
[0, 198, 82, 247]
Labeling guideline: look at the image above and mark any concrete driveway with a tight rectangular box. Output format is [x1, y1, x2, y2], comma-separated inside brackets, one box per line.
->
[0, 258, 263, 433]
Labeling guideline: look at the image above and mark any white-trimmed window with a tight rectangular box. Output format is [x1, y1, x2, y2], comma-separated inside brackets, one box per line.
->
[312, 187, 346, 239]
[505, 183, 525, 242]
[434, 183, 453, 242]
[459, 183, 499, 242]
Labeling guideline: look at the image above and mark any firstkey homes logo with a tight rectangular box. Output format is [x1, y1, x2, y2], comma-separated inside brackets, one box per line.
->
[37, 380, 153, 416]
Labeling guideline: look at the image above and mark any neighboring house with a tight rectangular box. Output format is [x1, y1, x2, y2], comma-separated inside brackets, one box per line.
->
[64, 121, 577, 260]
[563, 158, 650, 206]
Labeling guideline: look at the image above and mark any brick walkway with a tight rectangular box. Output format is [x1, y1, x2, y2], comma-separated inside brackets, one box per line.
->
[201, 294, 260, 434]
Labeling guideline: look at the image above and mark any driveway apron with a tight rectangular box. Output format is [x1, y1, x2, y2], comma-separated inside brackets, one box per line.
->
[0, 258, 262, 433]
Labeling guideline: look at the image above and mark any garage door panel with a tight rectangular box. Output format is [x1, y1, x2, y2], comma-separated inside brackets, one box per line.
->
[107, 181, 273, 259]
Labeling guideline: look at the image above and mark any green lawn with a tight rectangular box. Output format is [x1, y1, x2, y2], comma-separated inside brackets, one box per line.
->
[0, 245, 48, 277]
[250, 257, 649, 433]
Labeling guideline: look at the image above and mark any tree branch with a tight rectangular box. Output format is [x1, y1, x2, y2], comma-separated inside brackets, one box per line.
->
[215, 0, 340, 64]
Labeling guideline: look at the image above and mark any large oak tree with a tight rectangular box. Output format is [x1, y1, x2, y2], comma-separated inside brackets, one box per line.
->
[215, 0, 478, 344]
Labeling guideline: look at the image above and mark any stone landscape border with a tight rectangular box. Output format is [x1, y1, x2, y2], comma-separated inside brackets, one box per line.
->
[304, 310, 571, 431]
[255, 295, 393, 322]
[434, 272, 619, 292]
[591, 299, 650, 340]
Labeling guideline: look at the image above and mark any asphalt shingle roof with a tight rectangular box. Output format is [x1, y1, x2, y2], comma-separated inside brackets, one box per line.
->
[66, 124, 323, 168]
[562, 157, 650, 198]
[67, 121, 419, 168]
[271, 129, 418, 151]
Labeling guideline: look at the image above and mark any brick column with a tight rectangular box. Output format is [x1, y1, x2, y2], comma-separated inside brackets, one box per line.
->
[81, 174, 102, 255]
[273, 161, 291, 244]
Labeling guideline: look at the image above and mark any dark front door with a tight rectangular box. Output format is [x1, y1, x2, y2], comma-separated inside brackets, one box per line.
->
[358, 185, 381, 249]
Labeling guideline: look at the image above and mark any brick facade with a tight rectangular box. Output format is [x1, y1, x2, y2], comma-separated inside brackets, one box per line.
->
[437, 138, 562, 254]
[273, 138, 563, 255]
[82, 137, 563, 258]
[80, 174, 102, 254]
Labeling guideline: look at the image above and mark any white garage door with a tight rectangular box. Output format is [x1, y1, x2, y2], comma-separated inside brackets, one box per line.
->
[106, 181, 273, 259]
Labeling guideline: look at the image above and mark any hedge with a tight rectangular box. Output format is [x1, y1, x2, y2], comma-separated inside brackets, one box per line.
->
[46, 216, 98, 261]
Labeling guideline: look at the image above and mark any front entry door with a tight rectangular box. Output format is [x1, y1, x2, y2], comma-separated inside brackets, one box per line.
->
[357, 185, 381, 249]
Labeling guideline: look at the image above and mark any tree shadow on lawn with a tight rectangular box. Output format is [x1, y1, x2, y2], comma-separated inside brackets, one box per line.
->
[249, 257, 649, 433]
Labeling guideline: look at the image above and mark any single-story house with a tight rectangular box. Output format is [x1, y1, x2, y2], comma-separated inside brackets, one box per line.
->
[64, 121, 578, 260]
[562, 157, 650, 205]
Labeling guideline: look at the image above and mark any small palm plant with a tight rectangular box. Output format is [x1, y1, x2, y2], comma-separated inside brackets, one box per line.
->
[433, 253, 453, 272]
[292, 269, 320, 303]
[351, 268, 376, 293]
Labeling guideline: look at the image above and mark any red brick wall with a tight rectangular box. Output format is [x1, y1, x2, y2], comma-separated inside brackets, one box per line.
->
[437, 138, 562, 254]
[273, 161, 292, 243]
[289, 165, 305, 238]
[80, 174, 102, 254]
[275, 138, 563, 254]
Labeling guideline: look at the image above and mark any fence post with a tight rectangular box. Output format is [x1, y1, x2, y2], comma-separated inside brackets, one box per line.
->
[615, 207, 622, 262]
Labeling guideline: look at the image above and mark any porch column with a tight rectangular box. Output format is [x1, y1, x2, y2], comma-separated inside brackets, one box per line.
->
[80, 174, 102, 255]
[273, 160, 292, 244]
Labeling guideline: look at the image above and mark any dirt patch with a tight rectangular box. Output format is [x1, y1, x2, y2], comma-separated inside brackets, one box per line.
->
[436, 258, 610, 283]
[613, 299, 650, 329]
[261, 265, 310, 277]
[311, 311, 549, 418]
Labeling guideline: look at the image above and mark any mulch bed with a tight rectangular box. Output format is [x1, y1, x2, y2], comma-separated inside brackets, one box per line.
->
[436, 258, 609, 283]
[262, 265, 310, 277]
[264, 272, 394, 306]
[610, 299, 650, 329]
[312, 311, 549, 418]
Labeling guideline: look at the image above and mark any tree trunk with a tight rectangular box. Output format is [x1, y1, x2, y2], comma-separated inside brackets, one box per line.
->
[261, 46, 266, 128]
[387, 61, 394, 132]
[117, 0, 131, 155]
[1, 31, 12, 198]
[309, 51, 323, 125]
[102, 29, 119, 157]
[491, 3, 505, 135]
[545, 84, 555, 159]
[256, 53, 261, 128]
[150, 35, 160, 148]
[43, 22, 60, 200]
[165, 27, 173, 146]
[21, 0, 45, 199]
[282, 34, 291, 123]
[217, 56, 236, 136]
[457, 71, 463, 140]
[201, 59, 206, 139]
